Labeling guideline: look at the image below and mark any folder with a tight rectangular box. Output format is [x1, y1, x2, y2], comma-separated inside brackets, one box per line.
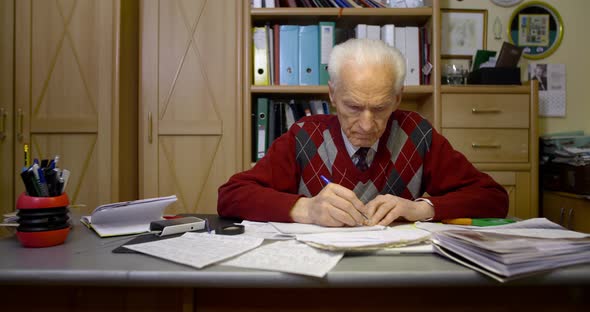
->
[367, 25, 380, 40]
[299, 25, 319, 85]
[273, 24, 280, 85]
[355, 24, 367, 39]
[381, 24, 395, 48]
[405, 26, 420, 85]
[279, 25, 299, 85]
[394, 27, 406, 83]
[255, 97, 269, 161]
[253, 27, 270, 85]
[319, 21, 335, 85]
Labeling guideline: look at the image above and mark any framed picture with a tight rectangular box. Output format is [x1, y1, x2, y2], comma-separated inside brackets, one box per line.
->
[441, 9, 487, 58]
[508, 2, 563, 59]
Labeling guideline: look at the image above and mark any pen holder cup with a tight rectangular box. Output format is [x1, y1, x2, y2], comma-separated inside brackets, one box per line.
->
[15, 192, 71, 248]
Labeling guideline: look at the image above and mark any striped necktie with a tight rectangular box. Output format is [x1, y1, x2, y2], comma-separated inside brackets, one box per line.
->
[354, 147, 370, 172]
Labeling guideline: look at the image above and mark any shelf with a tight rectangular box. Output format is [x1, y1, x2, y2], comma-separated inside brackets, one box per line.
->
[251, 8, 433, 26]
[251, 85, 433, 100]
[441, 84, 531, 94]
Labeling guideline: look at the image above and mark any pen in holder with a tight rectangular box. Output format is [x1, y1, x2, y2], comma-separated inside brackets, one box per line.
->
[15, 192, 71, 248]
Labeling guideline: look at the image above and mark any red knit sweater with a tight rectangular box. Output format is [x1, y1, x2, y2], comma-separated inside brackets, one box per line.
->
[218, 110, 508, 222]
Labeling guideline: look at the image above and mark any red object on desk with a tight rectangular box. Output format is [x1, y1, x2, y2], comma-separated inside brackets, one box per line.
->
[15, 192, 71, 248]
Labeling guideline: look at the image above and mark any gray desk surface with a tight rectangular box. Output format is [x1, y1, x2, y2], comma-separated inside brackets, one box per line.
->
[1, 215, 590, 288]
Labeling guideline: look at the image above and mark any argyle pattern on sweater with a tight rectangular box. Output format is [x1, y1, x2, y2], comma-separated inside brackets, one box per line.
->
[293, 111, 432, 204]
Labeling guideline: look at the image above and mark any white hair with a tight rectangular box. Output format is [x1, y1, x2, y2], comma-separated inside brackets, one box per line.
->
[328, 38, 406, 94]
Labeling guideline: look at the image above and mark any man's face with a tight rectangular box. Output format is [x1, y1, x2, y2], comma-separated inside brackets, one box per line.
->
[329, 62, 401, 147]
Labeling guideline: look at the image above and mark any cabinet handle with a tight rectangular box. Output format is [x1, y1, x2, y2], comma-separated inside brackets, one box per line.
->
[566, 208, 574, 230]
[471, 108, 501, 114]
[471, 143, 501, 149]
[558, 207, 565, 226]
[148, 112, 153, 144]
[17, 109, 24, 141]
[0, 107, 6, 141]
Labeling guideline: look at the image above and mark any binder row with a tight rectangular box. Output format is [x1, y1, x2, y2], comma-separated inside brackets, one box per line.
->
[253, 97, 331, 161]
[252, 0, 423, 9]
[253, 23, 431, 87]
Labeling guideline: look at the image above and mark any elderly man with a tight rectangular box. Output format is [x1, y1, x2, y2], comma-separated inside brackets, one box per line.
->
[218, 39, 508, 227]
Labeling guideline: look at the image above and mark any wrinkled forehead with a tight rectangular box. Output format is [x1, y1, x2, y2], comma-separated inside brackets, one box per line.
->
[335, 61, 397, 102]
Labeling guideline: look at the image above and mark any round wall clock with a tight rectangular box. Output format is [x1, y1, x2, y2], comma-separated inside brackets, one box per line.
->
[490, 0, 524, 7]
[507, 2, 564, 59]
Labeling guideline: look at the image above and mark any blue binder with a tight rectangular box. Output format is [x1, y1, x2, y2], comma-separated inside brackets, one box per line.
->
[279, 25, 299, 85]
[298, 25, 319, 86]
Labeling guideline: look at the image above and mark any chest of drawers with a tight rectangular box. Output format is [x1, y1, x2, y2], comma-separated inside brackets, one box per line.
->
[440, 82, 539, 219]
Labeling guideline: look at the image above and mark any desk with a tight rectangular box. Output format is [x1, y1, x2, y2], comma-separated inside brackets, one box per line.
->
[1, 215, 589, 311]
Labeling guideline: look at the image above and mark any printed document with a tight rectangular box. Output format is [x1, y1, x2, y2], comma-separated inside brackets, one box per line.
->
[124, 232, 264, 269]
[222, 240, 344, 278]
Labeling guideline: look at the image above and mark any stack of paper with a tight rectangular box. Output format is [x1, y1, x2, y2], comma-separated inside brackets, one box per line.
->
[431, 218, 590, 282]
[296, 224, 431, 251]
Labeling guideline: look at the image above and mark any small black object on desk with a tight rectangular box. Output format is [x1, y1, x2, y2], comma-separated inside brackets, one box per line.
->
[467, 67, 521, 85]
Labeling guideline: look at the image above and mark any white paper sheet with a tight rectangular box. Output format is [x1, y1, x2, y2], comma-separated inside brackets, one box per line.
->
[239, 221, 293, 240]
[222, 240, 344, 278]
[269, 222, 385, 234]
[124, 232, 264, 269]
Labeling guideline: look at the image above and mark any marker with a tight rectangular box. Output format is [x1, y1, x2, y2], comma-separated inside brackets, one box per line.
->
[442, 218, 516, 227]
[24, 144, 30, 167]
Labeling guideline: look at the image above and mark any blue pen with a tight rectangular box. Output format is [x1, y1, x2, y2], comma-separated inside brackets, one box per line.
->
[320, 175, 369, 223]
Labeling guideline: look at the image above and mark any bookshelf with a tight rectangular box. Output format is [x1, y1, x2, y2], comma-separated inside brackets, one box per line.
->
[242, 1, 441, 168]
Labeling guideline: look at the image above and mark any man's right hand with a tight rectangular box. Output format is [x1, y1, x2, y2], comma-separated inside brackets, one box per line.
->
[290, 182, 366, 227]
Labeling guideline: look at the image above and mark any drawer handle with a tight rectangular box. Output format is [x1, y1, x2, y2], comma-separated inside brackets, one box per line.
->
[566, 208, 574, 230]
[148, 112, 153, 144]
[0, 107, 6, 141]
[472, 143, 501, 149]
[472, 108, 502, 114]
[559, 207, 565, 225]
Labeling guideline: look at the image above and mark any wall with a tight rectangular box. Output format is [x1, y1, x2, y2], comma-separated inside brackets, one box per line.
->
[442, 0, 590, 135]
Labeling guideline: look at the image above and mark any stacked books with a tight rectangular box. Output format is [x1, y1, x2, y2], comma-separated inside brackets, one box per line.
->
[430, 218, 590, 282]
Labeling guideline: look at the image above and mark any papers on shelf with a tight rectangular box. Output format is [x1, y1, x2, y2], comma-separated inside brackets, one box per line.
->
[296, 224, 431, 251]
[124, 232, 264, 269]
[80, 195, 177, 237]
[222, 240, 344, 278]
[430, 218, 590, 282]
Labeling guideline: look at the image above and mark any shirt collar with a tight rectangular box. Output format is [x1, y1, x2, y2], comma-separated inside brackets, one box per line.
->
[341, 129, 379, 158]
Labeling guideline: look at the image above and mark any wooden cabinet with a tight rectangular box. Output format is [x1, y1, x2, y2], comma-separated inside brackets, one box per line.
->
[441, 84, 539, 219]
[139, 0, 242, 214]
[0, 0, 137, 222]
[543, 191, 590, 233]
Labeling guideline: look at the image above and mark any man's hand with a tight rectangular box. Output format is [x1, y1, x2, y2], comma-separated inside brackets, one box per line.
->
[364, 195, 434, 225]
[290, 183, 366, 227]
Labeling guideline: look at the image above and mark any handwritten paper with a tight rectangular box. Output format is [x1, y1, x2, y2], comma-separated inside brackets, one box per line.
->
[296, 224, 431, 251]
[124, 232, 263, 269]
[269, 222, 386, 235]
[222, 240, 344, 277]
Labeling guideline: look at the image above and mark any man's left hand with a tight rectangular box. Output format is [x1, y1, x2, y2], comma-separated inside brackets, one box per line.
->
[363, 195, 434, 225]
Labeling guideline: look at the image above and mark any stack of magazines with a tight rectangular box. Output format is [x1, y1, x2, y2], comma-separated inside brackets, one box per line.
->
[431, 218, 590, 282]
